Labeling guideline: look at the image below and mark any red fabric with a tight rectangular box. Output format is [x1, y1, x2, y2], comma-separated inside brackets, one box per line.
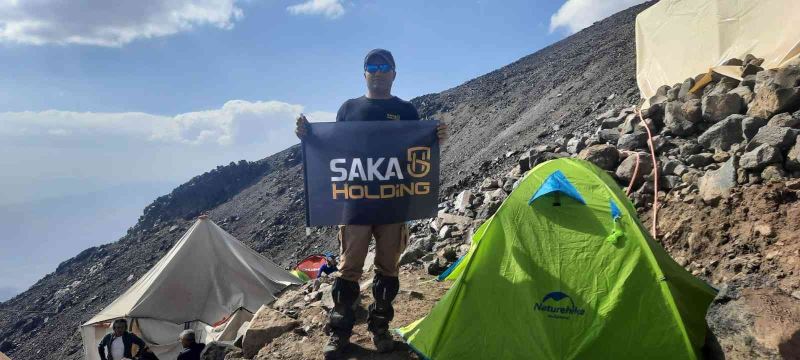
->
[295, 255, 328, 280]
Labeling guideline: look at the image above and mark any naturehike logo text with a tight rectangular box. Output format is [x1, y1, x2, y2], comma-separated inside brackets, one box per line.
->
[534, 291, 585, 320]
[329, 146, 431, 200]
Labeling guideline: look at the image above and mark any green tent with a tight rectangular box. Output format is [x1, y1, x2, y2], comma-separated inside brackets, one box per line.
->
[398, 158, 716, 359]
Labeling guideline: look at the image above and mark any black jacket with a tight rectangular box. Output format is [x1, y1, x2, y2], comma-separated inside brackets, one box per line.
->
[177, 342, 206, 360]
[98, 332, 147, 360]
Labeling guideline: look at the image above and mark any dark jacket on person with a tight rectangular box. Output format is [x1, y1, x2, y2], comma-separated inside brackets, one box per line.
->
[98, 332, 147, 360]
[177, 342, 206, 360]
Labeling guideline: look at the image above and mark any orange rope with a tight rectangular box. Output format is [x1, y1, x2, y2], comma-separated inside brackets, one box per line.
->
[635, 109, 659, 239]
[620, 151, 641, 196]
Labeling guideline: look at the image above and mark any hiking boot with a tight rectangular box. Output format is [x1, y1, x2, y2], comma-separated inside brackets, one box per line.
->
[323, 333, 350, 360]
[372, 329, 395, 353]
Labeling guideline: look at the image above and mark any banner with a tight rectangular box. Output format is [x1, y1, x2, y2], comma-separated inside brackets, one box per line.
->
[302, 121, 440, 226]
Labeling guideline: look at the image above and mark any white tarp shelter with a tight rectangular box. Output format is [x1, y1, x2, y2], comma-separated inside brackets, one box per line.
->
[80, 217, 301, 360]
[636, 0, 800, 100]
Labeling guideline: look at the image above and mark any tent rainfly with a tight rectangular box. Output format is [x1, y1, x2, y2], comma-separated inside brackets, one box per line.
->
[399, 158, 717, 359]
[80, 217, 301, 360]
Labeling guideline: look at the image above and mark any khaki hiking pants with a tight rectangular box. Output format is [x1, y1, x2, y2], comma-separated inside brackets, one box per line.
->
[337, 223, 409, 282]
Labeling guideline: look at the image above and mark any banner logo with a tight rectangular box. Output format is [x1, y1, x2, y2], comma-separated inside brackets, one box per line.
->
[407, 146, 431, 178]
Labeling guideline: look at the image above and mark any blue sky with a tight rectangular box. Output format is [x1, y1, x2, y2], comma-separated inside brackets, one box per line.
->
[0, 0, 645, 299]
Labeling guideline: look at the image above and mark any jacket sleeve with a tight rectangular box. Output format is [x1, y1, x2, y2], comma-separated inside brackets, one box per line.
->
[131, 333, 147, 348]
[97, 335, 108, 360]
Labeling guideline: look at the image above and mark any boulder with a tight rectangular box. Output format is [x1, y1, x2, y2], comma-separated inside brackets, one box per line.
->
[678, 77, 699, 101]
[766, 112, 800, 128]
[698, 156, 737, 203]
[697, 114, 745, 151]
[242, 306, 299, 358]
[729, 86, 754, 107]
[702, 92, 743, 123]
[477, 200, 501, 219]
[679, 141, 703, 156]
[518, 151, 532, 172]
[667, 86, 680, 102]
[615, 153, 653, 187]
[685, 153, 714, 168]
[741, 74, 757, 89]
[740, 144, 782, 171]
[578, 144, 619, 171]
[722, 58, 743, 66]
[595, 109, 616, 122]
[741, 116, 768, 141]
[662, 159, 684, 176]
[437, 212, 472, 229]
[616, 132, 648, 151]
[662, 175, 682, 190]
[664, 100, 702, 135]
[438, 225, 453, 239]
[454, 190, 473, 212]
[426, 258, 445, 276]
[746, 125, 800, 151]
[761, 165, 786, 182]
[618, 114, 637, 134]
[747, 66, 800, 119]
[712, 151, 731, 163]
[650, 135, 674, 153]
[705, 279, 800, 360]
[598, 128, 621, 144]
[399, 235, 434, 265]
[502, 178, 514, 193]
[480, 178, 499, 190]
[786, 135, 800, 171]
[672, 163, 689, 177]
[741, 63, 764, 77]
[566, 136, 588, 154]
[600, 116, 625, 129]
[201, 341, 237, 360]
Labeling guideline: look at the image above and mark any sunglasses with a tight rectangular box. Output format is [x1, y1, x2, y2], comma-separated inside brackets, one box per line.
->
[365, 64, 394, 73]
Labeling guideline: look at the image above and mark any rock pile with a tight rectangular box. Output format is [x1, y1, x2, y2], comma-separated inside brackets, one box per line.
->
[560, 55, 800, 208]
[396, 56, 800, 276]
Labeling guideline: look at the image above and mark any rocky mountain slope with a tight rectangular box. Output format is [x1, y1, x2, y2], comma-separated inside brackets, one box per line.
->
[4, 1, 798, 358]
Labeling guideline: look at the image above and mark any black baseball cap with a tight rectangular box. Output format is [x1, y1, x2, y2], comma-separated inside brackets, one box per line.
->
[364, 48, 395, 69]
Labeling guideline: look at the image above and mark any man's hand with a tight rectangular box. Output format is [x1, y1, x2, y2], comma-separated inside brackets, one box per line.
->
[295, 114, 310, 139]
[437, 121, 448, 144]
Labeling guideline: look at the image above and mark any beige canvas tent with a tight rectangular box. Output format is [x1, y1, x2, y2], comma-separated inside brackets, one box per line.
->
[636, 0, 800, 100]
[80, 217, 301, 360]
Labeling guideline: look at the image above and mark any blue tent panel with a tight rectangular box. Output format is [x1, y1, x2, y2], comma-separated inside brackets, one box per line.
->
[437, 255, 465, 281]
[528, 170, 586, 205]
[610, 199, 622, 220]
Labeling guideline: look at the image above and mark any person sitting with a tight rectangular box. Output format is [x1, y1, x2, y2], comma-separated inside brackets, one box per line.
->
[98, 319, 148, 360]
[177, 329, 206, 360]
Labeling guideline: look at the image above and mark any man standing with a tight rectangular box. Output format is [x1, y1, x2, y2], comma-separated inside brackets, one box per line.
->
[295, 49, 447, 359]
[176, 329, 205, 360]
[97, 319, 148, 360]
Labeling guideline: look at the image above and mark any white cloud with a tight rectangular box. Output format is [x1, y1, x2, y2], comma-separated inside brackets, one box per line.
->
[0, 0, 245, 46]
[549, 0, 647, 34]
[0, 100, 335, 204]
[287, 0, 345, 19]
[0, 100, 335, 146]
